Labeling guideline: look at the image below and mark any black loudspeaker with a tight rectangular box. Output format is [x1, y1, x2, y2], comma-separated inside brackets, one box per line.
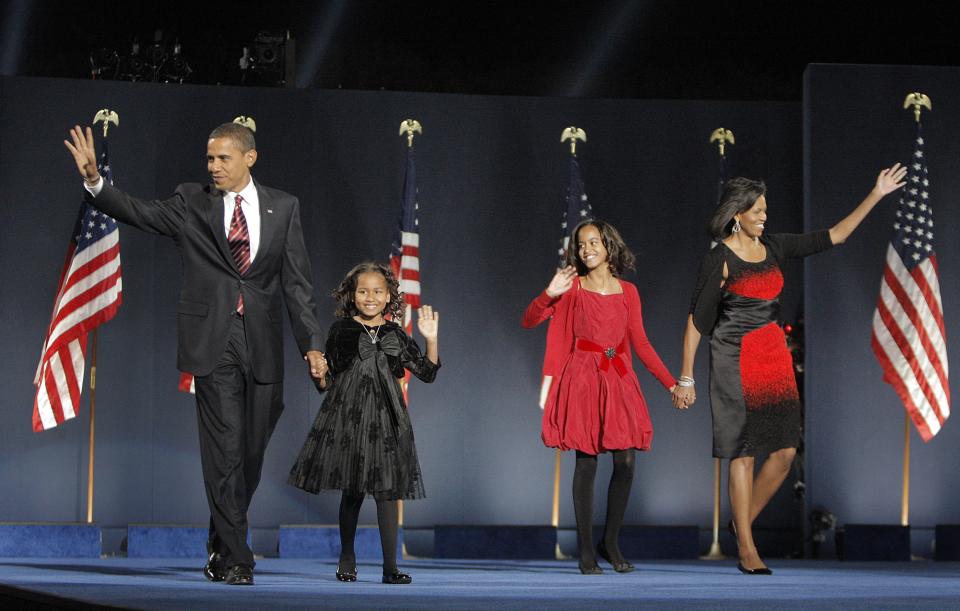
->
[934, 525, 960, 560]
[835, 524, 910, 561]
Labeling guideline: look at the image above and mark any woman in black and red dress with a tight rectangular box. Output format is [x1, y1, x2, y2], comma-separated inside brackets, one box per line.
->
[523, 220, 676, 574]
[673, 166, 906, 574]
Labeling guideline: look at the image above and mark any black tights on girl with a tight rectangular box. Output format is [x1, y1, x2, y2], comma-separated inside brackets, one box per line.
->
[573, 449, 635, 570]
[338, 493, 400, 576]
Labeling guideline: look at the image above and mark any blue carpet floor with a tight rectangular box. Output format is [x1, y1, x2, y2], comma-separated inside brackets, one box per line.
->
[1, 558, 959, 610]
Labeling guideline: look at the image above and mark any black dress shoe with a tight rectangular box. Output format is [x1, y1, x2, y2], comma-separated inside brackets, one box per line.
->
[336, 565, 358, 582]
[225, 564, 254, 585]
[382, 571, 412, 584]
[203, 552, 224, 582]
[578, 562, 603, 575]
[596, 543, 635, 573]
[736, 562, 772, 575]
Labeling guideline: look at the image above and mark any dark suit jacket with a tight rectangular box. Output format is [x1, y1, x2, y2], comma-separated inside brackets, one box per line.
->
[89, 180, 323, 382]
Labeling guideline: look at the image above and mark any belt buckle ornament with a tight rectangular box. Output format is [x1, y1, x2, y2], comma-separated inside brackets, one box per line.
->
[604, 347, 616, 359]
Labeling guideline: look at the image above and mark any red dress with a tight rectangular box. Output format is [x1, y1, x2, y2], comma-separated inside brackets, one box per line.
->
[522, 278, 675, 454]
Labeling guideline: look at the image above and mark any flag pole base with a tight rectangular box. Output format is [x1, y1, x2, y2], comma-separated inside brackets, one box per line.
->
[554, 542, 570, 560]
[700, 541, 727, 560]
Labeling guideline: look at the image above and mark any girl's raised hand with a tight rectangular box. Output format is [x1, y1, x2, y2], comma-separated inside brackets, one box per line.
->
[874, 163, 908, 197]
[546, 265, 577, 298]
[417, 305, 439, 340]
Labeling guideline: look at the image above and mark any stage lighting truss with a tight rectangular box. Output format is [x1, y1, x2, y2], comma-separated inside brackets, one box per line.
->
[91, 36, 192, 84]
[240, 30, 295, 87]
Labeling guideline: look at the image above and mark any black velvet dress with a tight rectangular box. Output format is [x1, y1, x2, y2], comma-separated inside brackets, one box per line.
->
[690, 231, 832, 458]
[288, 319, 439, 500]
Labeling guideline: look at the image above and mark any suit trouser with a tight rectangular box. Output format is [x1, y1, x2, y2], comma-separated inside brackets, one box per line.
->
[194, 313, 283, 569]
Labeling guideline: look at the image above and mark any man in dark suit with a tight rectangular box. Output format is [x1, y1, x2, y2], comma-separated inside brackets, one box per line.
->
[65, 123, 328, 585]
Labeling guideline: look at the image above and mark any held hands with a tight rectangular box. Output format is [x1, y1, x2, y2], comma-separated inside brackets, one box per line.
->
[304, 350, 328, 388]
[671, 379, 695, 410]
[546, 266, 577, 298]
[873, 163, 908, 197]
[417, 305, 439, 341]
[64, 126, 101, 185]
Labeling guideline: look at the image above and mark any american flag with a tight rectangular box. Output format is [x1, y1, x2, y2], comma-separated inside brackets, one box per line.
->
[871, 122, 950, 441]
[389, 145, 420, 400]
[33, 142, 122, 431]
[558, 154, 592, 263]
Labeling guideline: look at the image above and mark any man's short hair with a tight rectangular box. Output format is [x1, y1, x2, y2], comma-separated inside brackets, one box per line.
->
[208, 123, 256, 152]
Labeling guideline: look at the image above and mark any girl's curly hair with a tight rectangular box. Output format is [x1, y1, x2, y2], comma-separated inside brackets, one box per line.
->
[332, 261, 405, 321]
[565, 219, 636, 277]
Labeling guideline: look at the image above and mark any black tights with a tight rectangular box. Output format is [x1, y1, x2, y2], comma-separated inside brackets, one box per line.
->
[338, 493, 400, 575]
[573, 449, 635, 567]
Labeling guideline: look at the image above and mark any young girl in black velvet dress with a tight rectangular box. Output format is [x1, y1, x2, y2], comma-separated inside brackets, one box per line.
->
[288, 261, 439, 585]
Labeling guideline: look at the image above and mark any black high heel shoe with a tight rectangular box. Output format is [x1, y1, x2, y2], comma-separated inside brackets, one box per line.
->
[336, 564, 357, 582]
[596, 542, 635, 573]
[382, 571, 412, 584]
[737, 562, 772, 575]
[729, 520, 772, 575]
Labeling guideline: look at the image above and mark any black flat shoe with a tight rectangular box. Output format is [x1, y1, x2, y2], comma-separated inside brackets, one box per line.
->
[203, 551, 224, 582]
[736, 562, 772, 575]
[382, 571, 412, 584]
[336, 565, 357, 582]
[225, 564, 254, 585]
[596, 543, 635, 573]
[578, 562, 603, 575]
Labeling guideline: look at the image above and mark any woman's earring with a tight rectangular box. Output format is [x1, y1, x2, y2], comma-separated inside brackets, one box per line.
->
[732, 219, 741, 233]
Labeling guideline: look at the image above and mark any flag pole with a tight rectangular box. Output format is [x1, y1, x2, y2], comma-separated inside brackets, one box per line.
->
[549, 127, 588, 560]
[82, 109, 119, 524]
[901, 412, 910, 526]
[701, 128, 734, 560]
[397, 119, 422, 559]
[86, 330, 98, 523]
[897, 92, 930, 528]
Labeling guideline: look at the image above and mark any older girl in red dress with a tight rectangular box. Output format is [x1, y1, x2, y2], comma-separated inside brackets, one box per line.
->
[523, 220, 676, 574]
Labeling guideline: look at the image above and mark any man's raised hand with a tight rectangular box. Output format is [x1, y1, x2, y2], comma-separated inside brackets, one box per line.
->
[64, 125, 100, 185]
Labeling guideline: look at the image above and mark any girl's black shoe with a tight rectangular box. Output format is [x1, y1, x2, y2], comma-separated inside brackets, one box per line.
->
[382, 571, 412, 584]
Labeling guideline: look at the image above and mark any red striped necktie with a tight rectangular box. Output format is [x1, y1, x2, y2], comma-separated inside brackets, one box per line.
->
[227, 194, 251, 314]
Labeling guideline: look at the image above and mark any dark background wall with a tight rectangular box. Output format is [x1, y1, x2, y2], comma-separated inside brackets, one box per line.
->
[804, 64, 960, 556]
[0, 76, 805, 552]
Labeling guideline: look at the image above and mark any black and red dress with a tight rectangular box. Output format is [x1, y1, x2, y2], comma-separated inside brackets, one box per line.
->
[690, 231, 833, 458]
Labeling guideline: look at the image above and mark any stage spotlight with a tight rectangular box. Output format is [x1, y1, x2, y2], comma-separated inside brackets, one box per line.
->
[89, 48, 119, 80]
[241, 30, 295, 87]
[118, 40, 149, 82]
[160, 41, 192, 84]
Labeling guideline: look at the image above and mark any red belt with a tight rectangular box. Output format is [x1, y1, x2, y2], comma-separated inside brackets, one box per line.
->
[575, 338, 628, 377]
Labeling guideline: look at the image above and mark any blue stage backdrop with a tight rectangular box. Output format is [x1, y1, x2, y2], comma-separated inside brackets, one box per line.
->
[804, 64, 960, 556]
[0, 75, 807, 552]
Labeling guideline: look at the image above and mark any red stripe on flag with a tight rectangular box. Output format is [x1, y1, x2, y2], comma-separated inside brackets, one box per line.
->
[871, 333, 935, 441]
[875, 297, 943, 428]
[883, 266, 949, 404]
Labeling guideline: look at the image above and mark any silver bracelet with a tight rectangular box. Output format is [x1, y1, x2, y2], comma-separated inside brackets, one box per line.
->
[677, 376, 695, 387]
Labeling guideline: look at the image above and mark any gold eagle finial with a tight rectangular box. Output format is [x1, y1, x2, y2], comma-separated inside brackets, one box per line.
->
[93, 109, 119, 138]
[399, 119, 422, 147]
[233, 115, 257, 132]
[709, 128, 735, 157]
[903, 93, 931, 123]
[561, 127, 587, 154]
